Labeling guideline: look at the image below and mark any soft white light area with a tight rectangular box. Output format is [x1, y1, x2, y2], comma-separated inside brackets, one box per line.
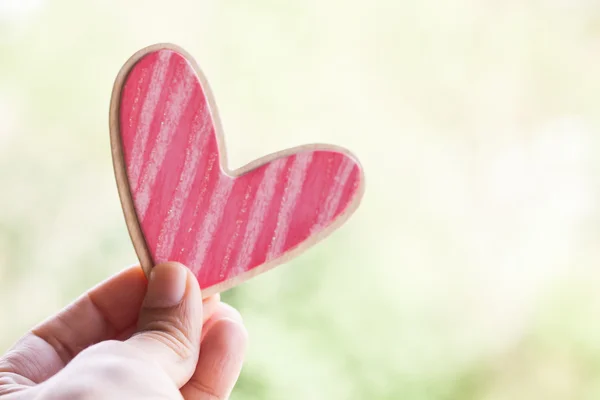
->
[0, 0, 43, 20]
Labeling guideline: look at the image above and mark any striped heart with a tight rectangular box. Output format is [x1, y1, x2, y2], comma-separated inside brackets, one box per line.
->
[110, 44, 364, 297]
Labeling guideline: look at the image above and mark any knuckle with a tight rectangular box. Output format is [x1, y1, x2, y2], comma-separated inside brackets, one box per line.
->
[132, 328, 195, 361]
[135, 316, 197, 360]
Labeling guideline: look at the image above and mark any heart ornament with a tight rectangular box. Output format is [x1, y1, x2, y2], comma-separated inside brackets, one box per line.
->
[109, 44, 365, 297]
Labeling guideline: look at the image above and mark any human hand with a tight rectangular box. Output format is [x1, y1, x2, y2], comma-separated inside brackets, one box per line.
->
[0, 262, 247, 399]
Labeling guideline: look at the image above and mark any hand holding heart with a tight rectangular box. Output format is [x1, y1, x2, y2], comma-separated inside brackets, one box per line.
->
[0, 44, 363, 399]
[0, 262, 247, 399]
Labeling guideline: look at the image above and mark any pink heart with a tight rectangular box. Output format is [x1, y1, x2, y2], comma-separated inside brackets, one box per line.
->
[110, 44, 364, 296]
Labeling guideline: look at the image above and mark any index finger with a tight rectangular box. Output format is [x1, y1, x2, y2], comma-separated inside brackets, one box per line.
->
[0, 265, 148, 384]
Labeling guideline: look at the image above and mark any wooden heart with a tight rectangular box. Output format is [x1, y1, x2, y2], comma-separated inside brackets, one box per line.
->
[109, 44, 365, 297]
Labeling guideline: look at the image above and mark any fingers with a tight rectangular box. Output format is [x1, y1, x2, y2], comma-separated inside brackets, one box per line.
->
[115, 294, 220, 341]
[0, 265, 148, 383]
[201, 302, 243, 341]
[125, 262, 203, 387]
[181, 305, 247, 400]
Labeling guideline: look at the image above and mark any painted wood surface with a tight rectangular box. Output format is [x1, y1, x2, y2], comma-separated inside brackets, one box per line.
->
[110, 44, 365, 296]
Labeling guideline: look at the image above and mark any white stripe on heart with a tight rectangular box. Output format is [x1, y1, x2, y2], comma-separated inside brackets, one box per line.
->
[267, 153, 314, 260]
[129, 51, 171, 192]
[311, 157, 355, 233]
[154, 105, 213, 262]
[231, 158, 287, 276]
[136, 65, 196, 219]
[189, 174, 235, 274]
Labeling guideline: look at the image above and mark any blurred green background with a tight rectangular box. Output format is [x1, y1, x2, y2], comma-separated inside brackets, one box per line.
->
[2, 0, 600, 398]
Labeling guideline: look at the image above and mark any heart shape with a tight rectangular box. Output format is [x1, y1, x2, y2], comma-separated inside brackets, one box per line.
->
[109, 44, 364, 297]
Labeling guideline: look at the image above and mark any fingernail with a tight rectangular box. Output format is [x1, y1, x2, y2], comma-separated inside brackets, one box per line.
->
[144, 262, 188, 308]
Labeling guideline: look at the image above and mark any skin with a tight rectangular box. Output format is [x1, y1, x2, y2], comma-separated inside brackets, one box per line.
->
[0, 262, 248, 399]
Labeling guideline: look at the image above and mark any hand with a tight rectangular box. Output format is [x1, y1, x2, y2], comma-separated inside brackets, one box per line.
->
[0, 262, 248, 399]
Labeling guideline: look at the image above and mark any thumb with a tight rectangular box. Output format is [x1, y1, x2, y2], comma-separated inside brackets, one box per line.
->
[126, 262, 203, 387]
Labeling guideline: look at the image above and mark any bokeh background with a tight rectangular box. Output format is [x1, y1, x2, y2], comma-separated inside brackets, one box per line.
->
[2, 0, 600, 398]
